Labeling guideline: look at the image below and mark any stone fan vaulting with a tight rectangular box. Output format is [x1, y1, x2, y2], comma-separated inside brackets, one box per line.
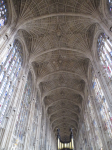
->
[12, 0, 101, 142]
[8, 0, 108, 144]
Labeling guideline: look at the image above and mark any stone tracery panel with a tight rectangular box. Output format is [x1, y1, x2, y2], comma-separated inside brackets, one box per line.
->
[0, 0, 8, 29]
[92, 74, 112, 139]
[0, 40, 23, 126]
[12, 0, 100, 23]
[12, 72, 33, 149]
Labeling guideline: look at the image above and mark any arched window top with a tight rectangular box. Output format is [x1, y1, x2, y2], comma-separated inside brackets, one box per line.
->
[0, 0, 8, 29]
[108, 0, 112, 13]
[13, 40, 23, 51]
[97, 33, 107, 54]
[27, 71, 32, 90]
[13, 40, 23, 62]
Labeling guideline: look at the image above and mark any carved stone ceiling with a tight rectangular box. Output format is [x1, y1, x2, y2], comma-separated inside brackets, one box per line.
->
[13, 0, 101, 142]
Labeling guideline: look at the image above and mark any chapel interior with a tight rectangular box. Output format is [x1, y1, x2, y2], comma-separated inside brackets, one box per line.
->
[0, 0, 112, 150]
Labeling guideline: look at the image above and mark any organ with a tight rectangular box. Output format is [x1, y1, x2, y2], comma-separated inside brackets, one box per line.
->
[57, 128, 74, 150]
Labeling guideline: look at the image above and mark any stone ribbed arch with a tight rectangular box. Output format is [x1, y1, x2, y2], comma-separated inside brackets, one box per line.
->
[48, 107, 80, 118]
[10, 0, 107, 142]
[12, 0, 100, 25]
[50, 113, 79, 124]
[47, 100, 81, 114]
[40, 72, 85, 98]
[19, 13, 98, 27]
[44, 90, 82, 107]
[37, 70, 87, 84]
[42, 87, 84, 100]
[53, 121, 78, 132]
[54, 123, 78, 133]
[18, 10, 112, 38]
[20, 18, 94, 52]
[40, 82, 85, 96]
[51, 116, 79, 126]
[50, 111, 79, 123]
[30, 47, 91, 66]
[2, 0, 112, 147]
[54, 123, 77, 141]
[46, 98, 82, 110]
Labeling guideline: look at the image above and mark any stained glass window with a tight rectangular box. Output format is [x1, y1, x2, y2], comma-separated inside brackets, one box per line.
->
[0, 0, 8, 29]
[87, 98, 103, 149]
[0, 40, 23, 126]
[93, 75, 112, 139]
[108, 0, 112, 13]
[14, 72, 32, 148]
[97, 33, 112, 79]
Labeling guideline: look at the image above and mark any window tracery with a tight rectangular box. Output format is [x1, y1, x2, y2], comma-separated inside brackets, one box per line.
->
[13, 72, 32, 149]
[108, 0, 112, 12]
[97, 33, 112, 79]
[0, 0, 7, 29]
[0, 40, 22, 126]
[92, 75, 112, 139]
[87, 98, 103, 149]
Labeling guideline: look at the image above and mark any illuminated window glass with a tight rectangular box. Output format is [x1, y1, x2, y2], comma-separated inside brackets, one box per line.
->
[14, 72, 32, 145]
[87, 98, 103, 149]
[93, 75, 112, 139]
[108, 0, 112, 13]
[0, 40, 22, 126]
[97, 33, 112, 79]
[0, 0, 8, 29]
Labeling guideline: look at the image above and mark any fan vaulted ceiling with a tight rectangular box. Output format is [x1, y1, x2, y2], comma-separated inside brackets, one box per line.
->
[12, 0, 103, 142]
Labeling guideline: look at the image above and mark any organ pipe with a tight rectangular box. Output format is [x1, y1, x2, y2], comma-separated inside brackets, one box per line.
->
[57, 128, 74, 150]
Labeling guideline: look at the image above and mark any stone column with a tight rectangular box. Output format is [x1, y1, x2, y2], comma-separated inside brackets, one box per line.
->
[40, 107, 47, 150]
[45, 116, 50, 150]
[35, 111, 42, 150]
[24, 96, 36, 150]
[86, 99, 97, 150]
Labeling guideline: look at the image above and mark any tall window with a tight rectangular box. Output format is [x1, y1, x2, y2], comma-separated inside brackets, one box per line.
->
[93, 75, 112, 139]
[14, 72, 32, 149]
[0, 0, 8, 29]
[87, 98, 103, 149]
[108, 0, 112, 12]
[0, 40, 22, 126]
[97, 33, 112, 79]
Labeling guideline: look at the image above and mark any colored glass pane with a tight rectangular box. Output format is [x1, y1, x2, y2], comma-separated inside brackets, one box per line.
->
[108, 0, 112, 12]
[93, 75, 112, 139]
[97, 33, 112, 79]
[0, 0, 7, 29]
[0, 40, 23, 126]
[87, 99, 103, 148]
[14, 72, 32, 143]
